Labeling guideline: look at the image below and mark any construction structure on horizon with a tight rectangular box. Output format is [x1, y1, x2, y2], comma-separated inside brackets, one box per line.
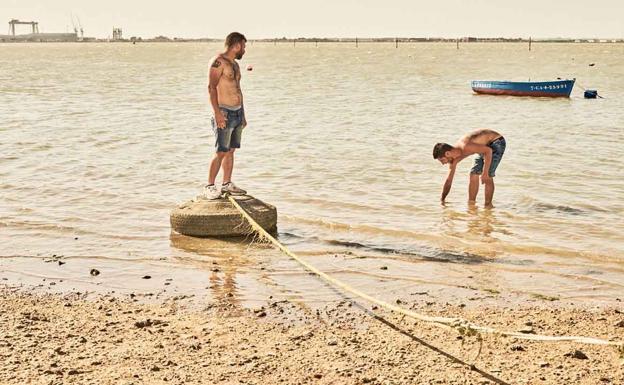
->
[1, 18, 90, 42]
[112, 27, 123, 41]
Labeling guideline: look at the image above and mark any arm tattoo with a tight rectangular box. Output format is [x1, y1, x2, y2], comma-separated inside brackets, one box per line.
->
[211, 60, 221, 68]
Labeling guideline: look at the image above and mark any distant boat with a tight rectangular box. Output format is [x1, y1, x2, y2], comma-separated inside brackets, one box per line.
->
[471, 79, 575, 97]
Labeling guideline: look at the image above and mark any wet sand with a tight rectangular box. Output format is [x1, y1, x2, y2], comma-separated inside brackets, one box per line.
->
[1, 281, 623, 385]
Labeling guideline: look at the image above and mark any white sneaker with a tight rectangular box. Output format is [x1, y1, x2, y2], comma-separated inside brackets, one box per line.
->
[198, 184, 222, 200]
[221, 182, 247, 195]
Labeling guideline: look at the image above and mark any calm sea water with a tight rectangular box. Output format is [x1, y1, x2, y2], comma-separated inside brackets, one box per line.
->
[1, 42, 623, 302]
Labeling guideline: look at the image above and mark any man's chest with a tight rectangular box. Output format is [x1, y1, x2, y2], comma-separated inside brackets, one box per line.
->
[222, 63, 240, 81]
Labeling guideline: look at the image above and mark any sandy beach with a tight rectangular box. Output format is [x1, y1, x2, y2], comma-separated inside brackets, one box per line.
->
[1, 280, 623, 385]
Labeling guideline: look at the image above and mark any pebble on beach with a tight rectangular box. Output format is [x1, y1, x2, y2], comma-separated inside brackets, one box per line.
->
[565, 350, 589, 360]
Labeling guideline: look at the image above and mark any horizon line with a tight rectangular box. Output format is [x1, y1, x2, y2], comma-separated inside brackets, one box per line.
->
[3, 33, 624, 41]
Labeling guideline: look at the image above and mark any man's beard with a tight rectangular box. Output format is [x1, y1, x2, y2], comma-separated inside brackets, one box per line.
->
[236, 52, 244, 60]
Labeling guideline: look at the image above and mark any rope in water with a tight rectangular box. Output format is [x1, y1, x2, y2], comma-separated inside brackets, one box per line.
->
[228, 195, 623, 350]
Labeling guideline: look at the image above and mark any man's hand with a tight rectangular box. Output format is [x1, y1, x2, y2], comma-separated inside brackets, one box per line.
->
[215, 110, 227, 129]
[481, 173, 492, 184]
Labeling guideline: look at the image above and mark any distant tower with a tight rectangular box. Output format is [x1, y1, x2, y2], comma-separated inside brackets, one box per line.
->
[112, 27, 123, 40]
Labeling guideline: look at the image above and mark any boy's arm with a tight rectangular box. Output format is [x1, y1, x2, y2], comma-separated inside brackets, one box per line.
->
[441, 162, 457, 202]
[464, 143, 493, 182]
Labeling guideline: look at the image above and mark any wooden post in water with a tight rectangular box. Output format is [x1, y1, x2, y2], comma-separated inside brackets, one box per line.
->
[456, 38, 459, 50]
[395, 37, 398, 48]
[529, 37, 532, 51]
[355, 37, 358, 48]
[293, 39, 296, 47]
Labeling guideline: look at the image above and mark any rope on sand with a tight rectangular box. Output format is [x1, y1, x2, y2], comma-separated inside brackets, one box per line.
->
[228, 195, 624, 351]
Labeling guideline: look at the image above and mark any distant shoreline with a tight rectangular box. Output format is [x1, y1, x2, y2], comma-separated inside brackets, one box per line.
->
[2, 37, 623, 44]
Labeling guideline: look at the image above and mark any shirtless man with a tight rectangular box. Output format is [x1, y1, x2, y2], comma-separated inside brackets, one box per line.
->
[432, 129, 506, 207]
[201, 32, 248, 199]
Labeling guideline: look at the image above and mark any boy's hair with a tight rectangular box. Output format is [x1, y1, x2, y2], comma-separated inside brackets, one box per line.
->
[432, 143, 454, 159]
[225, 32, 247, 48]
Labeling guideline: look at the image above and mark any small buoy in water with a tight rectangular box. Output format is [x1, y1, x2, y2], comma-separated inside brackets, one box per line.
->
[588, 63, 595, 67]
[584, 90, 598, 99]
[246, 65, 253, 71]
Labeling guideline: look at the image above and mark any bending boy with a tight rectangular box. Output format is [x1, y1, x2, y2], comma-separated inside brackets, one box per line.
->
[432, 129, 506, 207]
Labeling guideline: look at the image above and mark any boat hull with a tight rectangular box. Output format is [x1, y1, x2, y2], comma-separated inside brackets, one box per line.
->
[471, 80, 575, 98]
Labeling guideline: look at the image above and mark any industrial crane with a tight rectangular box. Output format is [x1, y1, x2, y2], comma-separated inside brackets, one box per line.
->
[8, 19, 39, 36]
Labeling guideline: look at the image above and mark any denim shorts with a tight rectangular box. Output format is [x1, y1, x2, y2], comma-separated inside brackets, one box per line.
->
[470, 137, 506, 177]
[211, 107, 244, 153]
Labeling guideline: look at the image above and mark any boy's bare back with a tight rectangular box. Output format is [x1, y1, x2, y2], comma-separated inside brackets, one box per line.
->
[457, 129, 502, 148]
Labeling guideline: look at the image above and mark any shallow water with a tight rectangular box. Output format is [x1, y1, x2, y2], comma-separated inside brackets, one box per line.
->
[1, 42, 623, 304]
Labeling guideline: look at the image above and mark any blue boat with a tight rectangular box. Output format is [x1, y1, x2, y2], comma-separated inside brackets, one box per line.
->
[471, 79, 575, 97]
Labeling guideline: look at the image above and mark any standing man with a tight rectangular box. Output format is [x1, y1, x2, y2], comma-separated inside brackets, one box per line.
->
[201, 32, 248, 199]
[432, 129, 506, 208]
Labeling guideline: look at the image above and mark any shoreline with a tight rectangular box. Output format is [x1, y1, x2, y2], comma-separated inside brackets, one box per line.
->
[1, 277, 623, 384]
[2, 39, 624, 44]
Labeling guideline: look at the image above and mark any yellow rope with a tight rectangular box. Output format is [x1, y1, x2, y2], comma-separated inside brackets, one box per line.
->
[228, 195, 623, 349]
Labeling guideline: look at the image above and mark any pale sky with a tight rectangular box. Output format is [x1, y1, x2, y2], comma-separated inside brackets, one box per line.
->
[2, 0, 623, 39]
